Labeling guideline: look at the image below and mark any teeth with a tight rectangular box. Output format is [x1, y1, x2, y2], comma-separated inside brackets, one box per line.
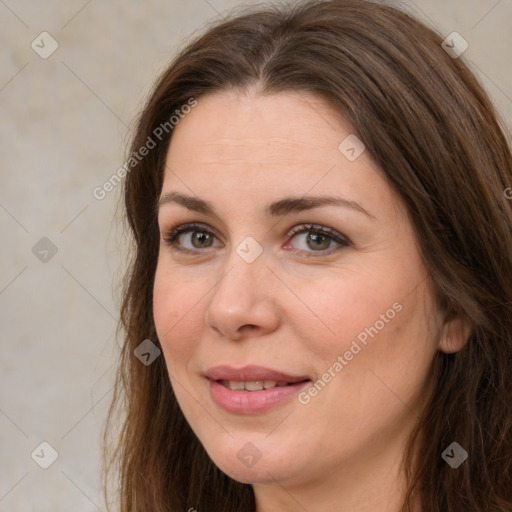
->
[222, 380, 288, 391]
[227, 380, 245, 391]
[245, 381, 264, 391]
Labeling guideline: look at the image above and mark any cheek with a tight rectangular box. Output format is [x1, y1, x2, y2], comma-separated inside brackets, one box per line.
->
[153, 264, 205, 369]
[291, 276, 398, 358]
[331, 283, 437, 411]
[295, 267, 435, 389]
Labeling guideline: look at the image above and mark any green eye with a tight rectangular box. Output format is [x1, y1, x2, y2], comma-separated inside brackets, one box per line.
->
[162, 222, 350, 257]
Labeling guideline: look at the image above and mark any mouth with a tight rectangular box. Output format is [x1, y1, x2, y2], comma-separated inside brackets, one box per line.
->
[205, 364, 311, 386]
[216, 379, 310, 391]
[204, 365, 312, 414]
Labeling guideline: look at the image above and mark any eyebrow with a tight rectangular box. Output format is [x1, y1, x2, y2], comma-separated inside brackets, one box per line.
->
[156, 192, 376, 219]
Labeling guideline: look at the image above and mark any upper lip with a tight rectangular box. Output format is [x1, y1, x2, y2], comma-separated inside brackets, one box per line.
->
[205, 365, 310, 383]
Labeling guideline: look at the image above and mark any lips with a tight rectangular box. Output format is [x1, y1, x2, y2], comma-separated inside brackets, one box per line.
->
[205, 364, 310, 384]
[204, 365, 312, 413]
[205, 365, 312, 414]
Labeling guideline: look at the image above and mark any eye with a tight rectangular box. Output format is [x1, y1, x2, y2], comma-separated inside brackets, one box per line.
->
[284, 224, 350, 257]
[161, 222, 350, 256]
[162, 222, 221, 253]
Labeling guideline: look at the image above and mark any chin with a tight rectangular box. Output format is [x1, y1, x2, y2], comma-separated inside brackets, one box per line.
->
[202, 441, 300, 485]
[216, 458, 288, 485]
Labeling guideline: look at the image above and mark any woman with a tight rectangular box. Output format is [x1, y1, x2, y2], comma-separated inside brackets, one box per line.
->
[103, 1, 512, 510]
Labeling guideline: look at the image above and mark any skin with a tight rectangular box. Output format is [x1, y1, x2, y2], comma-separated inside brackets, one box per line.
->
[153, 88, 470, 512]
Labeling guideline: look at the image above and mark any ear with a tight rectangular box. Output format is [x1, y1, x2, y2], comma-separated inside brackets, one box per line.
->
[437, 308, 473, 354]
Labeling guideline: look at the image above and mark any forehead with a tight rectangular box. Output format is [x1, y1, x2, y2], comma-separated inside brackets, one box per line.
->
[167, 89, 360, 173]
[161, 89, 403, 223]
[167, 88, 347, 159]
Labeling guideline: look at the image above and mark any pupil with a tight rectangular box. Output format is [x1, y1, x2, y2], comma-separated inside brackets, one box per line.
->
[193, 231, 211, 248]
[308, 233, 329, 250]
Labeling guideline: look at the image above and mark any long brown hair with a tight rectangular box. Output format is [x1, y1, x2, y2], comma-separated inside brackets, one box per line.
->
[103, 1, 512, 510]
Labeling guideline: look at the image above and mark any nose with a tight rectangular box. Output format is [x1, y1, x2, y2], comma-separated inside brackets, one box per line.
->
[204, 245, 280, 341]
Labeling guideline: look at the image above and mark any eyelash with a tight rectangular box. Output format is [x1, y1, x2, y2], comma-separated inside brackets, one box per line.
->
[161, 222, 350, 258]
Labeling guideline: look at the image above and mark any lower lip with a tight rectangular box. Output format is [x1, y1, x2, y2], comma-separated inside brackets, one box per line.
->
[208, 379, 311, 414]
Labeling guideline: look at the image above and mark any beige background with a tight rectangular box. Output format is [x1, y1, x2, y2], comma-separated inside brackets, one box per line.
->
[0, 0, 510, 510]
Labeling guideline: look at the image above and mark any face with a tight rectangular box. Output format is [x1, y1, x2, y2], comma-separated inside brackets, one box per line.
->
[153, 88, 446, 490]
